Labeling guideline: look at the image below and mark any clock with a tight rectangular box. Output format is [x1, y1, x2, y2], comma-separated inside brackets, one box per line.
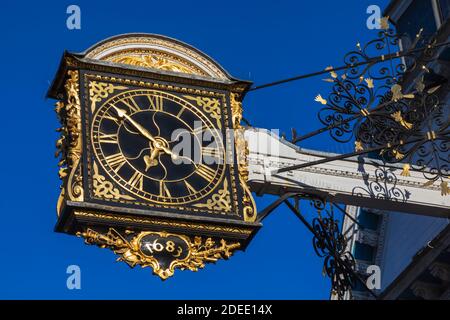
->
[91, 89, 226, 205]
[48, 33, 260, 279]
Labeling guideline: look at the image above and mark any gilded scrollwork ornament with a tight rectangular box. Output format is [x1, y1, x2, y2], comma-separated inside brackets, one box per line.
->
[109, 54, 197, 75]
[231, 93, 257, 222]
[193, 178, 232, 212]
[93, 162, 135, 201]
[54, 70, 84, 215]
[184, 95, 222, 129]
[65, 70, 84, 202]
[89, 81, 127, 112]
[77, 228, 240, 280]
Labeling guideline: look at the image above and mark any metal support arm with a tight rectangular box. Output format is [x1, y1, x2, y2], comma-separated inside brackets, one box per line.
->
[246, 128, 450, 218]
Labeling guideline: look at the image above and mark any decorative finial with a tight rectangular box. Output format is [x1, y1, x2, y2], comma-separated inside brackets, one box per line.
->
[354, 140, 363, 152]
[390, 84, 415, 101]
[400, 164, 410, 177]
[364, 78, 374, 88]
[379, 16, 389, 30]
[314, 94, 327, 105]
[325, 66, 338, 79]
[391, 111, 413, 129]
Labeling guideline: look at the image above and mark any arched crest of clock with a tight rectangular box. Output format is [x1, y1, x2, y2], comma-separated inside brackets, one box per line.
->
[47, 33, 260, 279]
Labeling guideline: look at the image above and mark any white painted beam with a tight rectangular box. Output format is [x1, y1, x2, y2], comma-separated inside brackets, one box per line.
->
[245, 128, 450, 218]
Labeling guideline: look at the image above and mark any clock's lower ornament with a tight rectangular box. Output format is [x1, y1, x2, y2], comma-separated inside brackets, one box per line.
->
[76, 228, 241, 279]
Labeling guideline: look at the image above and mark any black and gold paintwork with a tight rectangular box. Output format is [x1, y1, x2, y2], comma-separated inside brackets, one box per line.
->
[48, 34, 260, 279]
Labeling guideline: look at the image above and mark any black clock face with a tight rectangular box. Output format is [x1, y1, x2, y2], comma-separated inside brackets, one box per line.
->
[91, 89, 226, 204]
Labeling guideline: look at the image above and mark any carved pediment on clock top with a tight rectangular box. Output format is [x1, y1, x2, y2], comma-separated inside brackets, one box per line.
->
[82, 33, 231, 80]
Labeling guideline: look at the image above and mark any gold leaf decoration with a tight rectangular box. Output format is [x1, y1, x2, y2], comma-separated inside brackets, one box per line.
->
[193, 179, 231, 213]
[391, 111, 413, 129]
[93, 162, 134, 200]
[89, 81, 127, 112]
[77, 228, 240, 280]
[184, 95, 222, 129]
[379, 16, 389, 30]
[54, 70, 84, 208]
[315, 94, 327, 105]
[184, 237, 240, 272]
[392, 149, 405, 160]
[109, 54, 198, 75]
[400, 164, 410, 177]
[230, 93, 257, 222]
[441, 181, 449, 196]
[415, 76, 425, 93]
[325, 66, 337, 79]
[355, 140, 364, 152]
[391, 84, 415, 101]
[364, 78, 374, 88]
[422, 180, 435, 188]
[427, 85, 441, 94]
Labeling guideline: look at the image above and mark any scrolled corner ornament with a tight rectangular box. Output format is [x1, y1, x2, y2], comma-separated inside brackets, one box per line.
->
[76, 228, 241, 280]
[88, 81, 128, 112]
[193, 178, 232, 212]
[184, 95, 222, 129]
[92, 162, 135, 201]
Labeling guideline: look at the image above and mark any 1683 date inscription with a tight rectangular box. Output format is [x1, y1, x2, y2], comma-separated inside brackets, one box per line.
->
[138, 232, 190, 268]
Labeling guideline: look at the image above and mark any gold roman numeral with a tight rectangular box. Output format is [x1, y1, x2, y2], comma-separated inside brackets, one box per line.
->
[184, 181, 196, 195]
[104, 108, 121, 125]
[105, 153, 127, 172]
[147, 95, 164, 111]
[120, 97, 141, 113]
[176, 107, 185, 118]
[192, 125, 204, 137]
[202, 147, 221, 160]
[196, 164, 216, 181]
[128, 171, 144, 190]
[99, 132, 118, 144]
[159, 181, 171, 197]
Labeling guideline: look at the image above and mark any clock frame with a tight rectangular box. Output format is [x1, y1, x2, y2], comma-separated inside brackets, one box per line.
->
[48, 34, 260, 279]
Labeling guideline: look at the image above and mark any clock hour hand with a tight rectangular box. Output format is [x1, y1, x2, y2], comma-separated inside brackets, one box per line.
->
[144, 147, 160, 171]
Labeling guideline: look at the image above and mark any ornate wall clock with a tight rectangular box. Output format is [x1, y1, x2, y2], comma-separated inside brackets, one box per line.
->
[48, 33, 260, 279]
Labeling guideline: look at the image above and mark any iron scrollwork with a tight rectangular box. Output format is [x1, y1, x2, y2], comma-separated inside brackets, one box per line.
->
[279, 195, 361, 299]
[310, 200, 356, 298]
[290, 21, 449, 195]
[352, 163, 408, 201]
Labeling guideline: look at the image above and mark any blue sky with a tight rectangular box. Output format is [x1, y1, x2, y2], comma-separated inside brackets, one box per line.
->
[0, 0, 387, 299]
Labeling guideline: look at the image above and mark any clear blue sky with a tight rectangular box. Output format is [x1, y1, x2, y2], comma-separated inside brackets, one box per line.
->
[0, 0, 387, 299]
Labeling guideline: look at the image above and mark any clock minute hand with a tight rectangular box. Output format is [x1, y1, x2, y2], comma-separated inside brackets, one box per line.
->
[112, 106, 178, 160]
[112, 106, 157, 144]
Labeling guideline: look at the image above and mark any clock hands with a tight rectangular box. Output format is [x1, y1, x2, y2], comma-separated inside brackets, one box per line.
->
[112, 106, 157, 144]
[111, 106, 179, 164]
[144, 148, 160, 171]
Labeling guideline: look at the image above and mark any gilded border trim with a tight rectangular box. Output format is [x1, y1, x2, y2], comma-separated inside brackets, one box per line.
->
[84, 36, 228, 80]
[82, 73, 239, 217]
[73, 211, 253, 235]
